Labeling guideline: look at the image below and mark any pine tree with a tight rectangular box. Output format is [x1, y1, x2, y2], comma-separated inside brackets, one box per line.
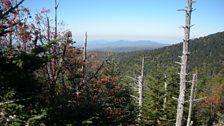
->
[142, 68, 179, 125]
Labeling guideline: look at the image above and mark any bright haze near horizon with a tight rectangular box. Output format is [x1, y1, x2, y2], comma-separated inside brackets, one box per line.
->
[24, 0, 224, 44]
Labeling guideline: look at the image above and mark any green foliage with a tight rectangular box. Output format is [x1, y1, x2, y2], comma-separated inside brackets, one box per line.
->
[117, 31, 224, 76]
[40, 56, 138, 125]
[114, 31, 224, 125]
[2, 0, 223, 125]
[82, 116, 100, 125]
[0, 88, 47, 126]
[0, 52, 48, 97]
[26, 109, 47, 126]
[141, 68, 178, 125]
[215, 113, 224, 126]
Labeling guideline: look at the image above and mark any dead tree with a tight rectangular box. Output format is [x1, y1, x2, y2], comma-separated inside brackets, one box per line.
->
[138, 56, 144, 118]
[127, 56, 144, 122]
[82, 32, 88, 79]
[187, 72, 197, 126]
[163, 74, 168, 110]
[76, 32, 88, 97]
[175, 0, 194, 126]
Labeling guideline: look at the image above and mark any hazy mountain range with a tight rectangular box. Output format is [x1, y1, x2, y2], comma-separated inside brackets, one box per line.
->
[76, 40, 168, 52]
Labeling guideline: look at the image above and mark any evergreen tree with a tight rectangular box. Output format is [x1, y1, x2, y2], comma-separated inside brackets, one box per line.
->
[142, 68, 179, 126]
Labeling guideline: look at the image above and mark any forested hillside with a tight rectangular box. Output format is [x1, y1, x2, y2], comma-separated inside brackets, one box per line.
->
[1, 0, 223, 126]
[114, 31, 224, 125]
[117, 31, 224, 76]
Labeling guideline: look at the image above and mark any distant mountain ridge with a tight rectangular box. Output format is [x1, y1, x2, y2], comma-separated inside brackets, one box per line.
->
[116, 31, 224, 76]
[76, 40, 168, 52]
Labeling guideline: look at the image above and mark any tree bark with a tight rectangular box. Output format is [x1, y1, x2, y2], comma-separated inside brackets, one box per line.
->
[163, 74, 167, 110]
[82, 32, 88, 77]
[138, 56, 144, 120]
[187, 73, 197, 126]
[77, 32, 87, 98]
[175, 0, 193, 126]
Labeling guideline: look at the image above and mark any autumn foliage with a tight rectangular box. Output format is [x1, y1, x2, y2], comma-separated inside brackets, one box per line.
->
[0, 0, 137, 125]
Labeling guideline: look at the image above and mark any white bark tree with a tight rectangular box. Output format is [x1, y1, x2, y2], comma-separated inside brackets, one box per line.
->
[175, 0, 194, 126]
[163, 74, 168, 110]
[187, 73, 197, 126]
[138, 56, 144, 117]
[128, 56, 144, 122]
[82, 32, 88, 79]
[77, 32, 87, 97]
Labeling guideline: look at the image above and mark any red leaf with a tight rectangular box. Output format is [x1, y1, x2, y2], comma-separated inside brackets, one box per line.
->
[3, 40, 8, 46]
[7, 21, 13, 25]
[16, 45, 21, 50]
[115, 86, 121, 90]
[7, 32, 12, 36]
[0, 24, 4, 29]
[101, 78, 107, 83]
[97, 80, 102, 86]
[31, 23, 35, 29]
[105, 75, 109, 79]
[4, 0, 11, 9]
[95, 89, 99, 94]
[107, 93, 111, 97]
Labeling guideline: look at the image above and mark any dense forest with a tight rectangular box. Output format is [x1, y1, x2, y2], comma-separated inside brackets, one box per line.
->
[114, 31, 224, 125]
[0, 0, 224, 126]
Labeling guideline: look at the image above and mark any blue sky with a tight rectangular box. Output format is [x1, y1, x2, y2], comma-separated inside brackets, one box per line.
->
[23, 0, 224, 44]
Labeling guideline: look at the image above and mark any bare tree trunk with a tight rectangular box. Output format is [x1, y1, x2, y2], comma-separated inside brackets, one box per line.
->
[82, 32, 88, 77]
[138, 56, 144, 121]
[55, 0, 66, 89]
[163, 74, 167, 110]
[175, 0, 193, 126]
[82, 32, 87, 84]
[138, 76, 142, 110]
[187, 73, 197, 126]
[193, 72, 198, 100]
[76, 32, 87, 98]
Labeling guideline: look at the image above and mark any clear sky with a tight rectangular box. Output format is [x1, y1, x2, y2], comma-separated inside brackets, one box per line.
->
[23, 0, 224, 44]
